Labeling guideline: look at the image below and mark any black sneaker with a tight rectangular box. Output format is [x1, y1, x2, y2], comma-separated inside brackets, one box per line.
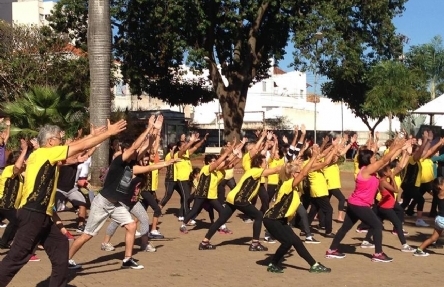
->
[122, 257, 144, 269]
[267, 263, 284, 273]
[371, 252, 393, 263]
[305, 237, 321, 244]
[76, 225, 85, 233]
[324, 233, 336, 238]
[198, 241, 216, 250]
[309, 262, 331, 273]
[249, 242, 268, 251]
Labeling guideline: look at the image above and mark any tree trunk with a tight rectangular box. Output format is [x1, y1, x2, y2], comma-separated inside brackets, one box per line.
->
[360, 116, 384, 134]
[88, 0, 111, 186]
[219, 83, 249, 142]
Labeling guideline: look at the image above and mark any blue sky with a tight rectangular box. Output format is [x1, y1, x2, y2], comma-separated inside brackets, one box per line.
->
[279, 0, 444, 93]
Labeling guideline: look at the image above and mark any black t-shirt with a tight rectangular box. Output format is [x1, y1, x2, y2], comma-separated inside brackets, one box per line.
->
[57, 164, 78, 191]
[100, 154, 137, 203]
[119, 176, 143, 207]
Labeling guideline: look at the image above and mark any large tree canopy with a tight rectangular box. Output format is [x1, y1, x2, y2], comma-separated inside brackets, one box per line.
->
[406, 35, 444, 100]
[0, 21, 89, 103]
[113, 0, 407, 140]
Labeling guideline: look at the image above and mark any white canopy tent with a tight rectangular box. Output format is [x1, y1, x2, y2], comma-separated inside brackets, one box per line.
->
[413, 94, 444, 125]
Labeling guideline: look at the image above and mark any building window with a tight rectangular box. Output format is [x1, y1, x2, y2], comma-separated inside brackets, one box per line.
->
[262, 81, 267, 92]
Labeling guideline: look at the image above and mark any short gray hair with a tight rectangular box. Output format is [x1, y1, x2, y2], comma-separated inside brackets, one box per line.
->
[37, 124, 61, 147]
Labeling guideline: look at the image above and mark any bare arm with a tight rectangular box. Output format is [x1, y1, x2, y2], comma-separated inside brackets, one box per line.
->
[12, 139, 28, 176]
[361, 138, 406, 178]
[67, 119, 127, 158]
[189, 133, 209, 155]
[249, 130, 267, 158]
[133, 159, 176, 175]
[423, 137, 444, 159]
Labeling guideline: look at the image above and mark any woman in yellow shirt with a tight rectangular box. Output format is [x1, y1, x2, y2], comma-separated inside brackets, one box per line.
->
[263, 146, 330, 274]
[267, 149, 285, 202]
[198, 153, 282, 251]
[0, 140, 28, 249]
[180, 148, 234, 234]
[304, 143, 339, 238]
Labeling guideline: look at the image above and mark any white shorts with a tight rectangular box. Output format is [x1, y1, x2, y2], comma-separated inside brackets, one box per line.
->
[435, 216, 444, 230]
[83, 193, 134, 236]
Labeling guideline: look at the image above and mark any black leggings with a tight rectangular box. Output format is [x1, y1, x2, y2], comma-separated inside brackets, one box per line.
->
[184, 197, 222, 225]
[140, 191, 162, 217]
[329, 203, 383, 253]
[291, 204, 312, 237]
[0, 209, 18, 248]
[263, 218, 316, 266]
[369, 206, 406, 245]
[205, 203, 263, 240]
[251, 184, 269, 214]
[329, 188, 346, 212]
[267, 184, 279, 203]
[308, 196, 333, 234]
[217, 178, 236, 204]
[401, 185, 424, 212]
[159, 181, 180, 207]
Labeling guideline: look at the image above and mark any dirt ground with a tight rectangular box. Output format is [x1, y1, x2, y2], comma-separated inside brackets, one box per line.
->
[1, 169, 443, 287]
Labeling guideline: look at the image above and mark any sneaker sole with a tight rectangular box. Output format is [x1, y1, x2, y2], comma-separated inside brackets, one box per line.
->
[413, 253, 430, 257]
[29, 260, 41, 262]
[325, 255, 346, 259]
[401, 249, 415, 253]
[305, 241, 321, 244]
[121, 266, 144, 270]
[371, 258, 393, 262]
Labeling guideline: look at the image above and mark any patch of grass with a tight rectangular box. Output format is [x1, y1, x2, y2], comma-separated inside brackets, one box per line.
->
[339, 161, 355, 173]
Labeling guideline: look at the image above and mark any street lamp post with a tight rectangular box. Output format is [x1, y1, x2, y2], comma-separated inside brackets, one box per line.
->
[313, 31, 323, 144]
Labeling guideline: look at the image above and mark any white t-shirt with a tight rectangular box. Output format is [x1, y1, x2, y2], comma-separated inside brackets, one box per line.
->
[76, 157, 91, 181]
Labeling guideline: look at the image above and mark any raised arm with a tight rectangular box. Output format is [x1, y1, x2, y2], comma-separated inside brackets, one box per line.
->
[361, 137, 406, 178]
[67, 119, 127, 158]
[12, 139, 28, 176]
[423, 137, 444, 159]
[133, 158, 177, 174]
[412, 130, 430, 162]
[293, 144, 319, 186]
[189, 133, 209, 155]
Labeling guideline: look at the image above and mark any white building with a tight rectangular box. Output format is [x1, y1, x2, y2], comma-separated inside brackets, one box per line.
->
[0, 0, 56, 26]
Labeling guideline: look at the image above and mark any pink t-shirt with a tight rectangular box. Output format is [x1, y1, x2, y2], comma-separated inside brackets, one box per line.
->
[348, 167, 379, 207]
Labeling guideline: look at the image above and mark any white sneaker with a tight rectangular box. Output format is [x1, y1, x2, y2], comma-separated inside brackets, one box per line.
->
[68, 259, 82, 270]
[415, 219, 429, 227]
[135, 231, 142, 238]
[142, 243, 156, 252]
[178, 216, 184, 221]
[0, 222, 7, 228]
[187, 220, 196, 226]
[401, 244, 415, 252]
[360, 241, 375, 249]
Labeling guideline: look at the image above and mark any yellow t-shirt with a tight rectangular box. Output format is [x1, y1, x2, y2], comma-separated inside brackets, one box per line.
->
[174, 150, 192, 181]
[224, 168, 234, 180]
[420, 158, 434, 183]
[323, 163, 341, 190]
[164, 153, 176, 181]
[267, 158, 284, 185]
[19, 145, 69, 216]
[0, 165, 24, 209]
[304, 160, 328, 198]
[383, 148, 390, 156]
[143, 162, 159, 191]
[242, 153, 252, 171]
[264, 178, 301, 220]
[353, 154, 359, 179]
[226, 167, 263, 205]
[194, 165, 222, 199]
[410, 157, 422, 187]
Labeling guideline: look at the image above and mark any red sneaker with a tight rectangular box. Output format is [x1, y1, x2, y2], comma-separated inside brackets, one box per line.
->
[29, 254, 40, 262]
[65, 231, 75, 241]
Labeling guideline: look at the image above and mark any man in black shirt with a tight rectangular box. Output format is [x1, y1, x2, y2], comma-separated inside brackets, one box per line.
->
[68, 115, 163, 270]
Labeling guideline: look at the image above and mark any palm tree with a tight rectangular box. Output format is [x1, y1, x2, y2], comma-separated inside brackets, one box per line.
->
[2, 85, 86, 136]
[88, 0, 112, 186]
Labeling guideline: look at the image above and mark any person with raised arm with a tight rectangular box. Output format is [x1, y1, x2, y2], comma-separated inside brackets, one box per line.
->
[264, 144, 331, 274]
[326, 136, 407, 263]
[0, 119, 127, 286]
[67, 116, 163, 271]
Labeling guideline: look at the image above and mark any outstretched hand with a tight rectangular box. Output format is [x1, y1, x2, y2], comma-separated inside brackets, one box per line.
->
[107, 119, 127, 135]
